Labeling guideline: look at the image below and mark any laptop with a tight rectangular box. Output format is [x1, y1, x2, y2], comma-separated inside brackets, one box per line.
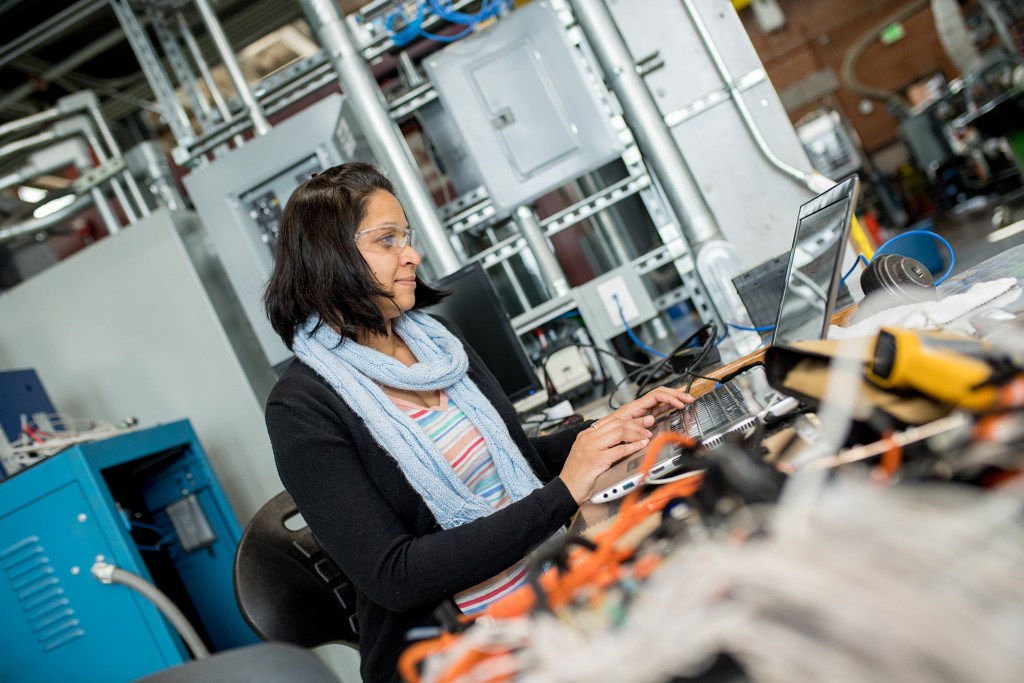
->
[589, 175, 861, 504]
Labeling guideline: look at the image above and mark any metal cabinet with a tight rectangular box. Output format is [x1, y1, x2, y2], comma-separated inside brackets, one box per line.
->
[0, 421, 256, 683]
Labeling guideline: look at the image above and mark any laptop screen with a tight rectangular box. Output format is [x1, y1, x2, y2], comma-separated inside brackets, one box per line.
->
[772, 175, 859, 346]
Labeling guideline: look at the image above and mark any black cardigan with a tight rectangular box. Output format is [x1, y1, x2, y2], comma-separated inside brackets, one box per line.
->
[265, 333, 584, 683]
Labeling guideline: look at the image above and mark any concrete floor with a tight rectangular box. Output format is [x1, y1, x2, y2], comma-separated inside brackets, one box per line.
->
[930, 190, 1024, 277]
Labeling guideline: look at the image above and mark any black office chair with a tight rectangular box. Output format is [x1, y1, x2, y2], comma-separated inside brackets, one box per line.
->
[132, 642, 340, 683]
[233, 490, 359, 648]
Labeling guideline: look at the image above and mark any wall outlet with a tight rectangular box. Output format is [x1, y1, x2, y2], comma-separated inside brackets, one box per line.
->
[596, 275, 639, 329]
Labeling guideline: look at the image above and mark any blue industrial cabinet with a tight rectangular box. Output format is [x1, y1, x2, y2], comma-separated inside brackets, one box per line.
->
[0, 420, 258, 683]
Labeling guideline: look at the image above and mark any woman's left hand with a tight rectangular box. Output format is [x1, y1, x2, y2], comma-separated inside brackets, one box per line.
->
[603, 386, 694, 424]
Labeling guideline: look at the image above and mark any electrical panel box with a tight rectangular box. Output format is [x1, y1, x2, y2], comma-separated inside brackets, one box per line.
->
[0, 421, 257, 683]
[183, 94, 371, 368]
[605, 0, 816, 270]
[424, 1, 623, 216]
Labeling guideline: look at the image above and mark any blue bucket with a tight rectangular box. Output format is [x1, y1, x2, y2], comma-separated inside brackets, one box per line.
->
[877, 221, 950, 276]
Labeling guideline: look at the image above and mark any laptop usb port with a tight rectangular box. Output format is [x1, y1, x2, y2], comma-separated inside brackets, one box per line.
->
[622, 481, 635, 491]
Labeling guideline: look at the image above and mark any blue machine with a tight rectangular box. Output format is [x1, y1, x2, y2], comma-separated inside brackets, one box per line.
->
[0, 420, 258, 682]
[0, 369, 58, 480]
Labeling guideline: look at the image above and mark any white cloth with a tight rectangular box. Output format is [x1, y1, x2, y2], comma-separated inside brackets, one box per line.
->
[829, 278, 1021, 339]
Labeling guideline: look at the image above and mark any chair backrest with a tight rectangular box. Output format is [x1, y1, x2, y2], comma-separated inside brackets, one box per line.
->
[131, 642, 341, 683]
[233, 490, 358, 648]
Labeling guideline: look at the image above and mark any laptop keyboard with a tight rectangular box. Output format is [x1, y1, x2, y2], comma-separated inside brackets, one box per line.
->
[674, 381, 754, 440]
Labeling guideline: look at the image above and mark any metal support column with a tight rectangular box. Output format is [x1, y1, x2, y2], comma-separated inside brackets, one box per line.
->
[301, 0, 462, 276]
[111, 0, 195, 146]
[176, 11, 243, 153]
[515, 206, 570, 298]
[567, 0, 721, 252]
[193, 0, 271, 137]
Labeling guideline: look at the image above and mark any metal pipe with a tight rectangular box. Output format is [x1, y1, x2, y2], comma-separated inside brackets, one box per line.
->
[125, 141, 188, 212]
[92, 562, 209, 660]
[514, 206, 570, 298]
[0, 108, 62, 140]
[679, 0, 814, 191]
[568, 0, 721, 251]
[574, 175, 632, 264]
[193, 0, 271, 137]
[177, 11, 232, 122]
[78, 93, 151, 219]
[0, 0, 107, 69]
[0, 193, 94, 245]
[0, 131, 61, 163]
[90, 186, 122, 236]
[176, 10, 243, 151]
[51, 112, 139, 224]
[302, 0, 462, 275]
[0, 167, 32, 193]
[840, 0, 928, 104]
[0, 27, 126, 116]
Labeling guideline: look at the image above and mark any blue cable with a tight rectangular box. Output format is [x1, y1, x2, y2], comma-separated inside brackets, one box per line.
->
[418, 25, 475, 42]
[838, 253, 870, 288]
[726, 322, 775, 332]
[874, 229, 956, 285]
[130, 520, 166, 534]
[427, 0, 505, 24]
[387, 0, 511, 44]
[385, 4, 425, 47]
[614, 294, 668, 358]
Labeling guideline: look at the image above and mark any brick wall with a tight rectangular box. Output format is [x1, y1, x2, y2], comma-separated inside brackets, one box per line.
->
[739, 0, 959, 152]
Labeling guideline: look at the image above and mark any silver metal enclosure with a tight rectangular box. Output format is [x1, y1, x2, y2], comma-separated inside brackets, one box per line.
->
[606, 0, 817, 269]
[424, 1, 624, 216]
[0, 209, 281, 521]
[183, 93, 371, 368]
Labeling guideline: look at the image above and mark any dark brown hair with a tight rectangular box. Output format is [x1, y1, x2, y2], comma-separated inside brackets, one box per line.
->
[263, 162, 446, 349]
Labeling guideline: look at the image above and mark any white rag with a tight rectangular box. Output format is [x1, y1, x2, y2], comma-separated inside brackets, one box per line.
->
[829, 278, 1021, 339]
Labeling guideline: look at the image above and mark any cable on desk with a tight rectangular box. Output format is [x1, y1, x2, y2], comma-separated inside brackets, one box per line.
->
[614, 293, 668, 359]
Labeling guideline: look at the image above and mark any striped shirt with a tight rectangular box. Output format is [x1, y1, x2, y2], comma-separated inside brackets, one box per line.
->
[387, 391, 530, 614]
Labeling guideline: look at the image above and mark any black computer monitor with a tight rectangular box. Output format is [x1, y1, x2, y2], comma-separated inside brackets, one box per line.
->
[426, 262, 543, 403]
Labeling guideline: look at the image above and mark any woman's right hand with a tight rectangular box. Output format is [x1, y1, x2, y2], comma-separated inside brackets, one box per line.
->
[558, 415, 654, 504]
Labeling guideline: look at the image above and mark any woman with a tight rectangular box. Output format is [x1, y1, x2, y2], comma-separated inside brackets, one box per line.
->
[263, 162, 692, 682]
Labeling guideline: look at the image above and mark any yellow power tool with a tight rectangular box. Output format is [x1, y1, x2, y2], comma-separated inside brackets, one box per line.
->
[865, 327, 1004, 411]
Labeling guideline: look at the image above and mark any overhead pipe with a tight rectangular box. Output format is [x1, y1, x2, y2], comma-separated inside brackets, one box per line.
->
[0, 130, 62, 163]
[0, 138, 91, 193]
[0, 0, 108, 69]
[0, 193, 95, 246]
[0, 95, 148, 224]
[301, 0, 462, 276]
[51, 114, 138, 225]
[59, 92, 150, 220]
[840, 0, 929, 105]
[0, 122, 123, 235]
[0, 108, 63, 141]
[0, 27, 126, 117]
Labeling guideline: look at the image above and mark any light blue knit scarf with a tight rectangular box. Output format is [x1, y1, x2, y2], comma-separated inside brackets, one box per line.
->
[291, 310, 543, 529]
